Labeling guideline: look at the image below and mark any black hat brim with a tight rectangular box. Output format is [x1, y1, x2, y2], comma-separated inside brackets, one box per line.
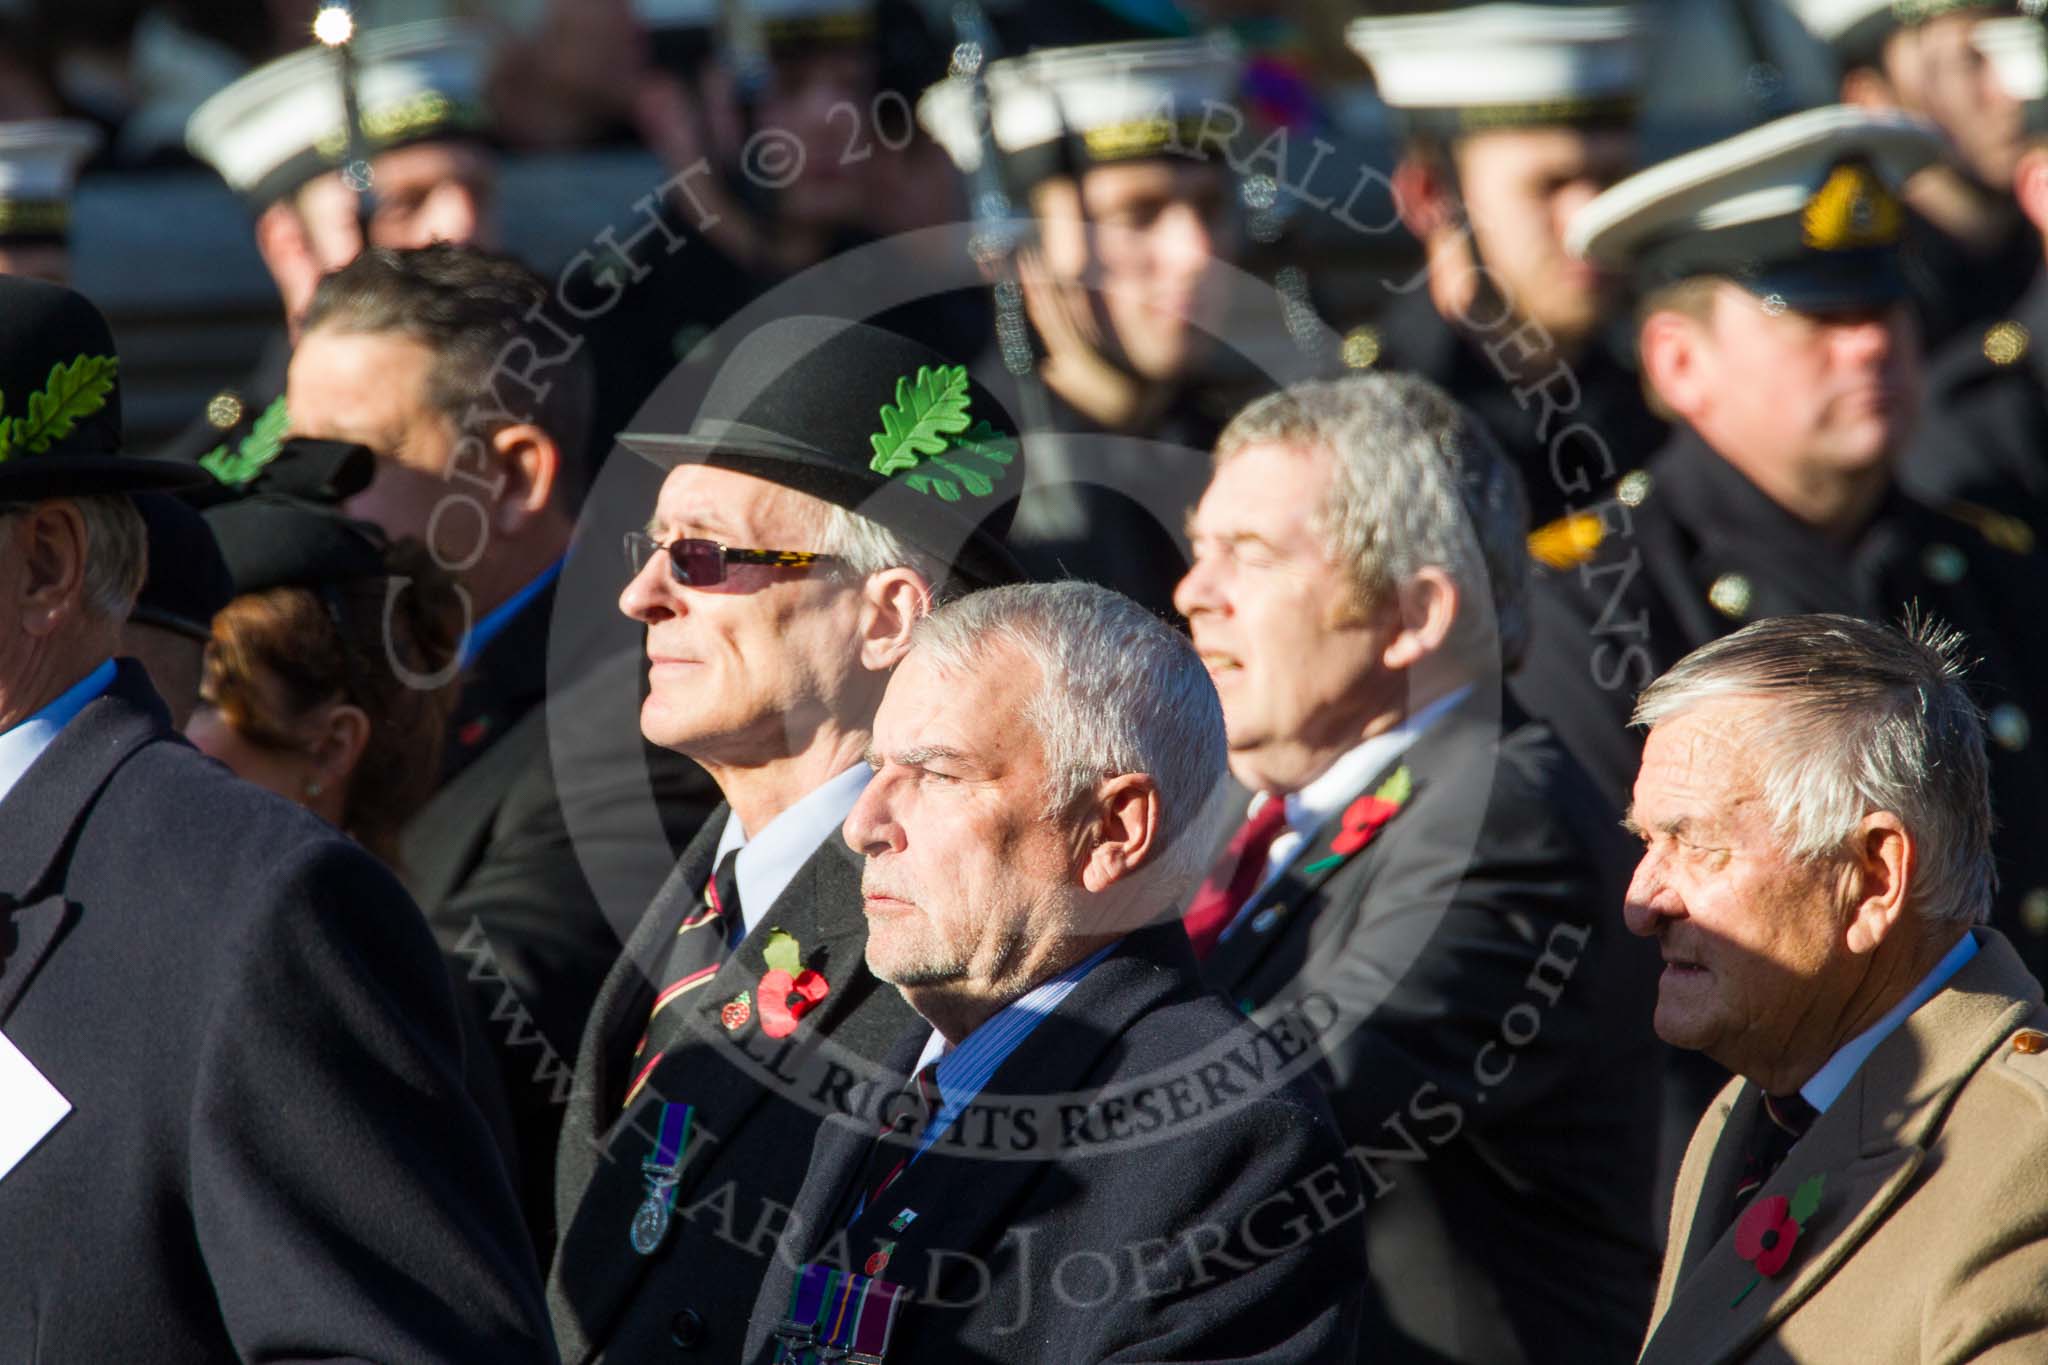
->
[620, 428, 1027, 591]
[0, 455, 214, 503]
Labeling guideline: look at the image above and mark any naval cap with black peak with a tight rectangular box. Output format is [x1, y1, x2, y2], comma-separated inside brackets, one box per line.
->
[0, 277, 209, 501]
[618, 317, 1028, 589]
[1566, 105, 1943, 311]
[0, 119, 100, 246]
[1790, 0, 2022, 72]
[185, 19, 493, 209]
[918, 35, 1242, 190]
[1346, 2, 1646, 135]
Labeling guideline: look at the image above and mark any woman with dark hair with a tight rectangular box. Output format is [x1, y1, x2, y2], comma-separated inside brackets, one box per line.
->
[186, 497, 461, 870]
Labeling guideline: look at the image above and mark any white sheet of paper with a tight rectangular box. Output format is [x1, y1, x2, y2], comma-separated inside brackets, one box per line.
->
[0, 1030, 70, 1180]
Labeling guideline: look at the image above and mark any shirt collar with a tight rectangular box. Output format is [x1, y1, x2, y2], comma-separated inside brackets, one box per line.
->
[911, 939, 1118, 1148]
[1277, 685, 1471, 837]
[713, 762, 873, 944]
[0, 659, 116, 807]
[460, 557, 564, 669]
[1800, 929, 1981, 1114]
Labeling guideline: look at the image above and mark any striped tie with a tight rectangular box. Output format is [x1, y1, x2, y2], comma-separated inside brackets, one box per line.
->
[860, 1062, 941, 1212]
[622, 849, 739, 1110]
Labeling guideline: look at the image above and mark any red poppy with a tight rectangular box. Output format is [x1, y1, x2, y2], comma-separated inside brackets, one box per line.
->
[1329, 793, 1400, 855]
[757, 968, 831, 1038]
[1735, 1194, 1800, 1277]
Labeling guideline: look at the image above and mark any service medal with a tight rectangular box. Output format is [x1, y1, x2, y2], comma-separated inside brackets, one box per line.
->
[630, 1192, 671, 1255]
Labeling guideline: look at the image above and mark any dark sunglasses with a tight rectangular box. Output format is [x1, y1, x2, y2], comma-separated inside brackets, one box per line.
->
[623, 531, 841, 588]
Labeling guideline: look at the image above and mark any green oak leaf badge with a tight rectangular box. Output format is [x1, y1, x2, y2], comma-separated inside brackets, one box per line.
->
[0, 354, 120, 462]
[198, 395, 290, 487]
[868, 364, 1016, 502]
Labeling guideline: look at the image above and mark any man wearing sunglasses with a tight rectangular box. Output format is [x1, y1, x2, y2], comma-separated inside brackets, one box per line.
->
[548, 315, 1031, 1364]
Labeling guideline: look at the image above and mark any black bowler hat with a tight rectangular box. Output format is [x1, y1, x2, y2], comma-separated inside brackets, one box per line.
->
[203, 493, 388, 598]
[132, 494, 234, 640]
[0, 277, 210, 501]
[618, 317, 1028, 589]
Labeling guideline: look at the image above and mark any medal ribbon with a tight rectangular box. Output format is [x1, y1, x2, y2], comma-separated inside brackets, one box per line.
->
[778, 1263, 905, 1363]
[650, 1102, 694, 1209]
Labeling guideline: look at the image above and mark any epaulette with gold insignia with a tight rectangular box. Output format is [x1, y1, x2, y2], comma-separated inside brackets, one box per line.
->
[1941, 498, 2037, 556]
[1528, 510, 1604, 570]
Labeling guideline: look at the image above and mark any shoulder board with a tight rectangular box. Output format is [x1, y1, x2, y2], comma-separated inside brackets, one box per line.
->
[1528, 510, 1604, 571]
[1939, 498, 2037, 556]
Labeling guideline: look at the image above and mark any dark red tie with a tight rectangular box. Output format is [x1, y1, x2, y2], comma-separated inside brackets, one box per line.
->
[1729, 1091, 1818, 1223]
[1182, 798, 1290, 960]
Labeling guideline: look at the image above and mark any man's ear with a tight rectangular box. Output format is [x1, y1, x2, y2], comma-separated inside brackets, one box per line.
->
[1078, 771, 1161, 894]
[12, 501, 92, 638]
[1392, 152, 1461, 246]
[2015, 145, 2048, 238]
[857, 567, 934, 672]
[1839, 65, 1896, 111]
[1640, 305, 1713, 425]
[488, 423, 561, 536]
[1379, 566, 1460, 672]
[253, 202, 325, 332]
[1844, 812, 1914, 955]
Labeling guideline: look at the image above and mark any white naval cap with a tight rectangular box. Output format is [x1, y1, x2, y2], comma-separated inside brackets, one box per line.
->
[1346, 3, 1644, 132]
[1977, 13, 2048, 108]
[918, 34, 1241, 183]
[186, 19, 493, 208]
[1788, 0, 2022, 68]
[1568, 104, 1943, 309]
[0, 120, 99, 244]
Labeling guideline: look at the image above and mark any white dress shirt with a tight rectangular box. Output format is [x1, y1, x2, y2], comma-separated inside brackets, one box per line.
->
[0, 659, 115, 808]
[1800, 929, 1981, 1114]
[1218, 685, 1471, 944]
[712, 762, 874, 945]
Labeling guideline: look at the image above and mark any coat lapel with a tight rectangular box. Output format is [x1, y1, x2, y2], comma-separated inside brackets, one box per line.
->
[0, 663, 165, 1024]
[746, 1029, 926, 1362]
[1642, 931, 2042, 1364]
[771, 927, 1196, 1339]
[1200, 693, 1511, 1001]
[556, 814, 913, 1360]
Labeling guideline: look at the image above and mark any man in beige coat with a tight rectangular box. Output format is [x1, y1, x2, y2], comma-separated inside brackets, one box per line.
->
[1625, 612, 2048, 1364]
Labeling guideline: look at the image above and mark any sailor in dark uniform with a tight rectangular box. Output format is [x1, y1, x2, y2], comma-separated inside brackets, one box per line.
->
[169, 19, 500, 467]
[1516, 105, 2048, 983]
[1343, 3, 1668, 528]
[1910, 14, 2048, 533]
[916, 32, 1243, 618]
[1789, 0, 2042, 351]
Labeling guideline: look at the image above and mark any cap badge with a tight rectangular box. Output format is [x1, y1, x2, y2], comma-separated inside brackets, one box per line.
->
[868, 363, 1016, 502]
[199, 395, 290, 487]
[1801, 160, 1901, 253]
[0, 354, 118, 462]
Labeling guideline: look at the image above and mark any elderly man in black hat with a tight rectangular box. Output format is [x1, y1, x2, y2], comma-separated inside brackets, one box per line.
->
[548, 316, 1031, 1363]
[0, 278, 552, 1362]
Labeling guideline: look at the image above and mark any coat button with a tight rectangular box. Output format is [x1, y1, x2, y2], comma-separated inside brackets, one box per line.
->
[2015, 1030, 2047, 1055]
[670, 1308, 707, 1350]
[2022, 889, 2048, 937]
